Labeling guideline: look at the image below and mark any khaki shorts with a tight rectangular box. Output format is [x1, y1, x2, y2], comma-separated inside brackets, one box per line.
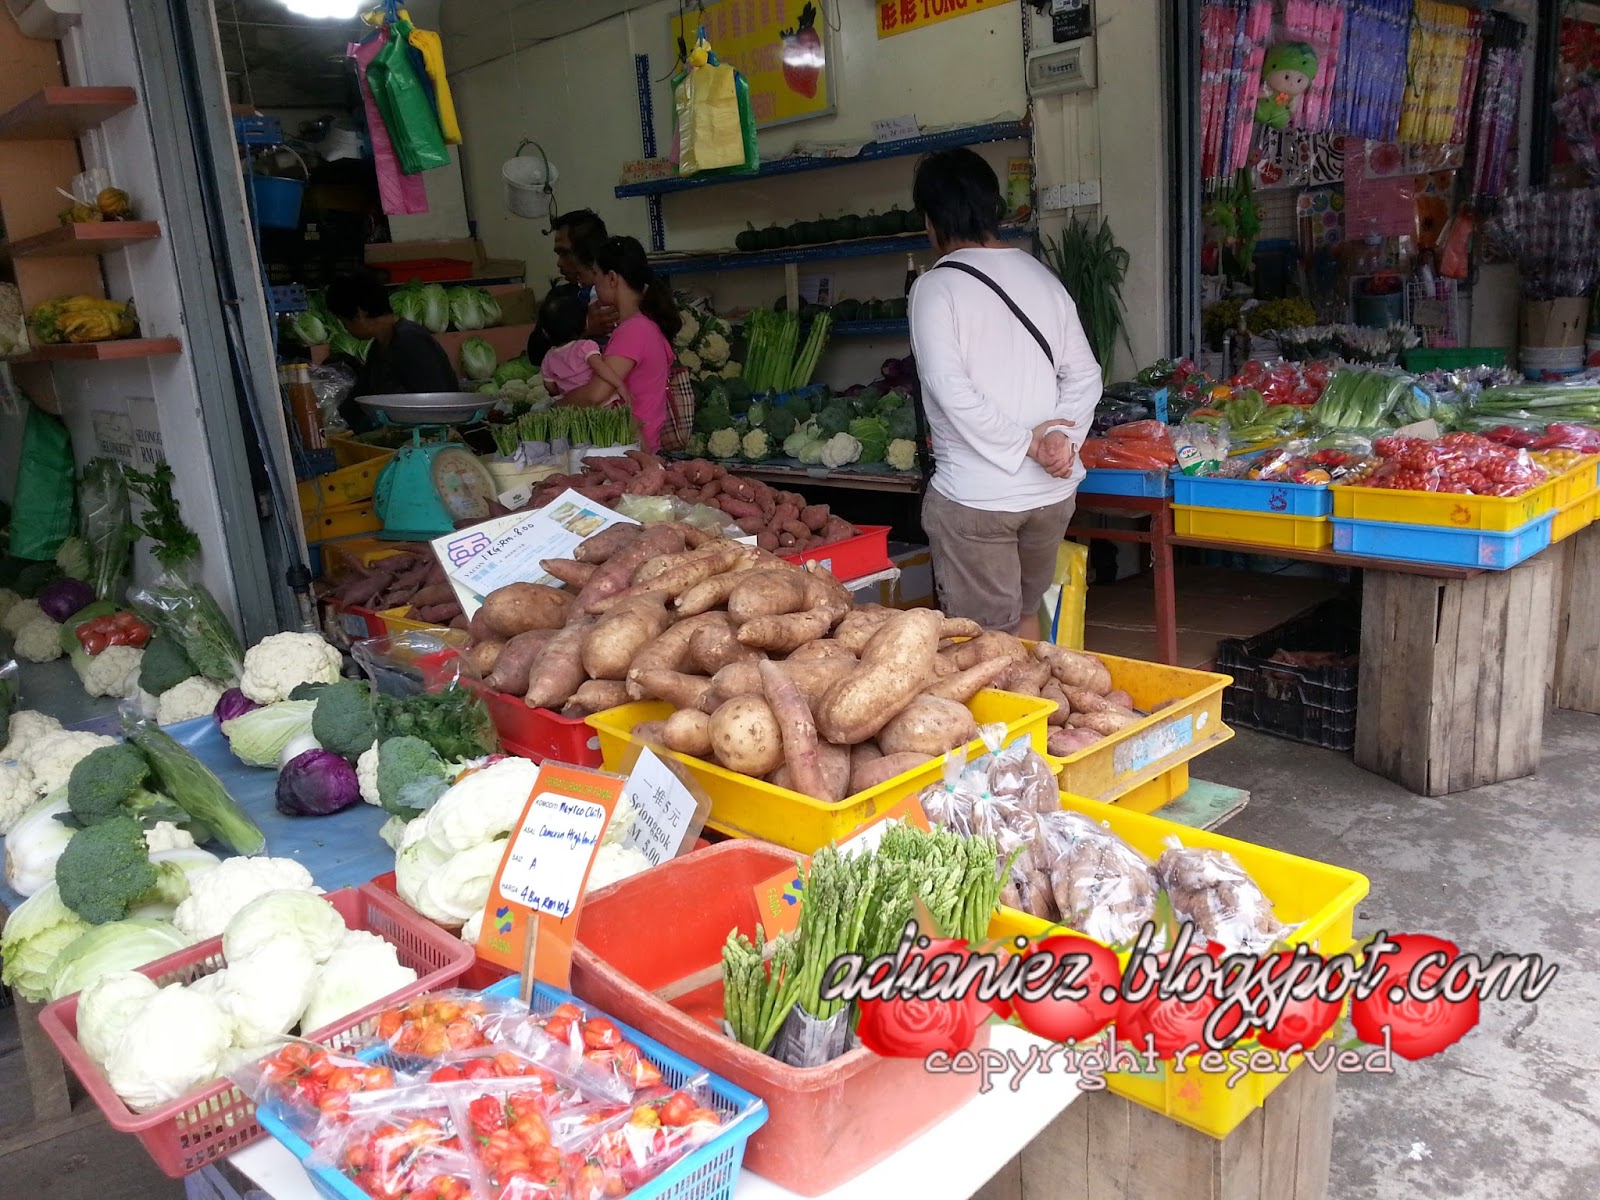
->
[922, 488, 1075, 631]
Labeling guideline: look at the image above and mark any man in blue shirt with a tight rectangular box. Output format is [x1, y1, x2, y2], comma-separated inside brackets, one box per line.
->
[551, 210, 618, 338]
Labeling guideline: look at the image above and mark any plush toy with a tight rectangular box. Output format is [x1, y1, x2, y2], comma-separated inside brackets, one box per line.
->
[1255, 41, 1319, 130]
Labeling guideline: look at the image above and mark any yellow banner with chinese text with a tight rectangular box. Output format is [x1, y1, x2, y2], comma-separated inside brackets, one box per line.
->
[876, 0, 1016, 39]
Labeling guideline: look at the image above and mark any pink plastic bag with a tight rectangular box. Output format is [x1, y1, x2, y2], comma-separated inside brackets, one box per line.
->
[350, 32, 428, 216]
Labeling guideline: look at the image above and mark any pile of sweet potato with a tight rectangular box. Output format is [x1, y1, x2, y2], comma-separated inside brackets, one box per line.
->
[525, 452, 856, 554]
[322, 544, 466, 628]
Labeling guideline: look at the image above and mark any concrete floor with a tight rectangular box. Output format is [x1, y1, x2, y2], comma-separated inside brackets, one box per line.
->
[3, 717, 1598, 1199]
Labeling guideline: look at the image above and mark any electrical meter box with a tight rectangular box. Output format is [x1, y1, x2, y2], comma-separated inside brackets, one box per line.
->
[1027, 38, 1097, 97]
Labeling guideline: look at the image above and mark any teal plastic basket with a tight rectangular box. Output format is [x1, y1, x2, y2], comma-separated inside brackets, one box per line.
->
[255, 980, 768, 1200]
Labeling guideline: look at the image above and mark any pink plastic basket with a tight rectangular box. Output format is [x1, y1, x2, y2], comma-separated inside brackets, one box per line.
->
[36, 886, 475, 1178]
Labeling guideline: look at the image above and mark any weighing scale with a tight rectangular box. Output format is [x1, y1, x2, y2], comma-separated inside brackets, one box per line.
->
[357, 393, 501, 540]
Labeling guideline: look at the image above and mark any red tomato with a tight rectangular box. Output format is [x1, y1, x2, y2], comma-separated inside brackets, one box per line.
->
[582, 1017, 623, 1050]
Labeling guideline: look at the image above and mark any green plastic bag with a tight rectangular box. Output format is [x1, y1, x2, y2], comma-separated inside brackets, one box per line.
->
[10, 404, 75, 561]
[367, 20, 449, 175]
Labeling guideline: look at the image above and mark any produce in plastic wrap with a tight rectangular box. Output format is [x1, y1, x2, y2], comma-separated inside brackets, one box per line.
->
[1153, 839, 1290, 954]
[1042, 812, 1160, 944]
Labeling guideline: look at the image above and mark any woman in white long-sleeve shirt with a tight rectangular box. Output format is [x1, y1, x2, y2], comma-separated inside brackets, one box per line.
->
[907, 148, 1103, 637]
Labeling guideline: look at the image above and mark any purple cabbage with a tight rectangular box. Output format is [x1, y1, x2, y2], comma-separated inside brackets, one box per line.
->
[276, 748, 362, 817]
[214, 687, 260, 730]
[37, 579, 95, 623]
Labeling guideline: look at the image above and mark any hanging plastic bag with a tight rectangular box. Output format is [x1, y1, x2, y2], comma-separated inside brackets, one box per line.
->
[350, 32, 428, 215]
[673, 34, 758, 176]
[129, 569, 245, 686]
[367, 20, 450, 175]
[405, 19, 462, 145]
[10, 404, 75, 561]
[78, 457, 136, 602]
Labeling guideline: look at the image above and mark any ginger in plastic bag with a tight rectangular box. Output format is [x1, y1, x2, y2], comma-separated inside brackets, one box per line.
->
[1042, 811, 1159, 945]
[1154, 839, 1289, 955]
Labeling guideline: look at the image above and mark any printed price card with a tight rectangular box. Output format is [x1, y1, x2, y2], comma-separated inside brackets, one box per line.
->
[477, 762, 622, 990]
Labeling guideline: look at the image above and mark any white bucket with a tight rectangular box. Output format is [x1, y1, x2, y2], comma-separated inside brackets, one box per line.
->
[1521, 343, 1584, 381]
[503, 140, 558, 220]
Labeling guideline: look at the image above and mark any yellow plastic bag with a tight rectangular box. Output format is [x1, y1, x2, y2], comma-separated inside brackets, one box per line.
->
[674, 38, 748, 175]
[406, 23, 461, 145]
[1037, 540, 1089, 648]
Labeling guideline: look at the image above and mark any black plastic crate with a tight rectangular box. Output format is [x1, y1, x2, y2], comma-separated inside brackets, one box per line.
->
[1217, 597, 1360, 751]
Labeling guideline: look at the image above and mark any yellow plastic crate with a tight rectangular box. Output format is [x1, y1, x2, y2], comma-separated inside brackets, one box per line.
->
[1044, 652, 1234, 804]
[1053, 792, 1369, 1138]
[296, 454, 393, 510]
[1331, 476, 1557, 531]
[1173, 505, 1332, 549]
[303, 499, 382, 543]
[1106, 761, 1190, 813]
[1538, 456, 1600, 508]
[329, 432, 406, 468]
[1551, 487, 1600, 544]
[588, 690, 1054, 854]
[379, 605, 452, 634]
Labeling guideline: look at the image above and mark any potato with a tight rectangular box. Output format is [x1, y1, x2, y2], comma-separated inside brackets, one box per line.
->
[524, 618, 595, 710]
[707, 657, 854, 712]
[994, 657, 1051, 696]
[663, 708, 714, 758]
[563, 679, 631, 717]
[1048, 727, 1103, 757]
[479, 582, 571, 639]
[787, 639, 855, 662]
[877, 696, 978, 757]
[632, 720, 669, 746]
[625, 612, 726, 698]
[573, 524, 638, 564]
[737, 608, 835, 654]
[923, 656, 1014, 704]
[726, 569, 810, 623]
[1067, 709, 1139, 736]
[631, 669, 715, 710]
[582, 597, 673, 680]
[486, 629, 554, 695]
[942, 631, 1029, 672]
[689, 619, 760, 674]
[709, 695, 785, 776]
[1041, 681, 1072, 726]
[1104, 689, 1135, 710]
[463, 639, 505, 679]
[1034, 643, 1114, 694]
[815, 609, 943, 744]
[849, 751, 934, 793]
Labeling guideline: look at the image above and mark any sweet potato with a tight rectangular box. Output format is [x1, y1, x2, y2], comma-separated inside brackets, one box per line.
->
[675, 557, 763, 616]
[942, 631, 1029, 672]
[479, 582, 572, 639]
[574, 525, 638, 564]
[633, 540, 734, 585]
[939, 618, 984, 640]
[878, 696, 978, 757]
[662, 708, 714, 758]
[1033, 643, 1114, 694]
[632, 720, 669, 745]
[463, 640, 505, 679]
[1048, 728, 1103, 757]
[850, 742, 882, 770]
[487, 629, 555, 695]
[524, 618, 596, 711]
[541, 558, 597, 589]
[1063, 688, 1122, 715]
[467, 606, 496, 644]
[1041, 681, 1072, 725]
[800, 504, 828, 532]
[575, 525, 684, 612]
[705, 657, 854, 712]
[583, 597, 674, 680]
[1105, 689, 1135, 710]
[563, 680, 632, 717]
[408, 603, 460, 624]
[726, 569, 810, 623]
[923, 656, 1015, 704]
[595, 543, 749, 613]
[630, 669, 715, 710]
[737, 608, 835, 654]
[625, 612, 726, 698]
[815, 609, 942, 744]
[1067, 709, 1139, 735]
[756, 660, 829, 801]
[709, 695, 784, 776]
[787, 639, 855, 662]
[849, 751, 933, 793]
[994, 658, 1051, 696]
[689, 619, 761, 674]
[833, 610, 892, 654]
[816, 741, 851, 802]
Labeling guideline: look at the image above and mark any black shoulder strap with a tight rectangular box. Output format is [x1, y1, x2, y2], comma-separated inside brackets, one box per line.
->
[930, 260, 1055, 368]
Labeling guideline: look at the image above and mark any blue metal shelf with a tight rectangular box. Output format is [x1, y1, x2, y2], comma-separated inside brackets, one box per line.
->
[615, 120, 1028, 198]
[653, 225, 1031, 276]
[830, 318, 909, 338]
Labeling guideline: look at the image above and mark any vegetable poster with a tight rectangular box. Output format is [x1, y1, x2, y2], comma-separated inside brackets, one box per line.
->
[671, 1, 832, 128]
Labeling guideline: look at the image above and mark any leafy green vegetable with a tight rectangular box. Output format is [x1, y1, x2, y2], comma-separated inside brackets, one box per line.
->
[372, 683, 499, 763]
[79, 458, 136, 603]
[493, 355, 536, 386]
[139, 635, 197, 696]
[417, 283, 450, 334]
[125, 720, 267, 855]
[848, 417, 891, 465]
[459, 337, 497, 382]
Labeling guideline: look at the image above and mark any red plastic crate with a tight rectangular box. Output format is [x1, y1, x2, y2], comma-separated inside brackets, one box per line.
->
[571, 840, 988, 1196]
[418, 649, 603, 767]
[782, 524, 890, 582]
[36, 887, 474, 1178]
[370, 257, 473, 283]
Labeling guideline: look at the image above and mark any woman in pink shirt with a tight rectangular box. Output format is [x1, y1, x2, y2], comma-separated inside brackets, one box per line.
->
[553, 236, 681, 452]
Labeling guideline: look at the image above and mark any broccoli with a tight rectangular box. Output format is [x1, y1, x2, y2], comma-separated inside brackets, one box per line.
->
[12, 561, 61, 598]
[816, 399, 855, 438]
[138, 635, 198, 696]
[54, 815, 189, 925]
[67, 743, 152, 827]
[724, 376, 753, 413]
[787, 395, 814, 424]
[885, 403, 920, 443]
[312, 679, 378, 759]
[376, 735, 452, 819]
[289, 680, 334, 702]
[693, 397, 734, 437]
[764, 406, 799, 442]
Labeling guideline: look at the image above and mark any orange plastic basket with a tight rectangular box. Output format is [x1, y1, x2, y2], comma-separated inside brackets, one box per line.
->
[37, 887, 475, 1178]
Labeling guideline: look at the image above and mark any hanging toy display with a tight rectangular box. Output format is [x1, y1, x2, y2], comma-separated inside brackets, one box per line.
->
[1255, 41, 1320, 129]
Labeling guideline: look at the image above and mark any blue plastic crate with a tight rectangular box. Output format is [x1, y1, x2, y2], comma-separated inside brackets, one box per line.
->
[256, 981, 766, 1200]
[1080, 468, 1171, 497]
[1331, 512, 1554, 570]
[1173, 474, 1332, 517]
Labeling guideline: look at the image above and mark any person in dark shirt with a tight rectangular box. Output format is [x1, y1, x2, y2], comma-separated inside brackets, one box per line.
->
[326, 269, 459, 433]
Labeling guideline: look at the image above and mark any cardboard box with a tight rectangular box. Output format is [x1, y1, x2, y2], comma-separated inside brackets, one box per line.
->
[1520, 297, 1589, 349]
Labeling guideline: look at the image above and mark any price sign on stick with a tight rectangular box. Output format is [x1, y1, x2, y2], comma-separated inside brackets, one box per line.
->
[618, 746, 708, 868]
[477, 762, 622, 993]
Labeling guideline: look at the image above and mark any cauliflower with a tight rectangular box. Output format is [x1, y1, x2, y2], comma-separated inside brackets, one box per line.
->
[721, 361, 742, 379]
[4, 710, 63, 762]
[356, 742, 381, 806]
[144, 822, 196, 853]
[14, 617, 63, 663]
[106, 983, 235, 1112]
[20, 730, 116, 795]
[707, 428, 743, 460]
[2, 598, 43, 637]
[76, 644, 144, 697]
[213, 939, 316, 1045]
[700, 331, 730, 367]
[886, 438, 919, 471]
[742, 429, 771, 461]
[674, 311, 701, 347]
[171, 856, 321, 942]
[0, 763, 38, 833]
[238, 632, 342, 705]
[678, 348, 703, 373]
[421, 757, 539, 854]
[132, 688, 161, 720]
[0, 587, 20, 622]
[156, 676, 226, 727]
[460, 909, 483, 947]
[820, 432, 864, 469]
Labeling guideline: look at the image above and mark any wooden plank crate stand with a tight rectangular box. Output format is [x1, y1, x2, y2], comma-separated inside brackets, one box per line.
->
[1548, 523, 1600, 715]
